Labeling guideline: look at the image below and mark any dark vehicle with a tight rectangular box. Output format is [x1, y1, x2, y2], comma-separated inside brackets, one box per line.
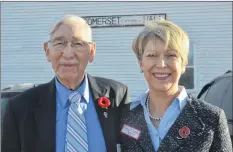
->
[197, 70, 232, 142]
[1, 83, 38, 123]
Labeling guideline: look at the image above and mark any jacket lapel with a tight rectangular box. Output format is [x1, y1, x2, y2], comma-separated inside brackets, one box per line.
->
[122, 105, 155, 152]
[158, 94, 206, 152]
[87, 74, 117, 152]
[33, 78, 56, 152]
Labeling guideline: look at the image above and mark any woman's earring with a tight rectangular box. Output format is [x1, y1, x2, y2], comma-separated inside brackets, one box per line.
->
[140, 70, 143, 73]
[88, 61, 93, 65]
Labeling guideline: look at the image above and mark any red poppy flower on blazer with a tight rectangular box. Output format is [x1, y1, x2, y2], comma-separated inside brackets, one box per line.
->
[179, 126, 190, 138]
[98, 97, 111, 109]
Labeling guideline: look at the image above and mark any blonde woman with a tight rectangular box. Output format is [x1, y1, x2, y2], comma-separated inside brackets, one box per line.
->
[120, 19, 232, 152]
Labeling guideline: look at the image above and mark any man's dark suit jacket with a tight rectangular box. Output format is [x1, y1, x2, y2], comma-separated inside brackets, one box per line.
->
[2, 74, 131, 152]
[120, 94, 232, 152]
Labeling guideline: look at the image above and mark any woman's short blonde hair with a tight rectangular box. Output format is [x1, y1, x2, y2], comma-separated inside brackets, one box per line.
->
[132, 19, 189, 66]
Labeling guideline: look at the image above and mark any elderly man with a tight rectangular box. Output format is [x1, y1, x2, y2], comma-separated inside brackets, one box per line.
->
[2, 15, 131, 152]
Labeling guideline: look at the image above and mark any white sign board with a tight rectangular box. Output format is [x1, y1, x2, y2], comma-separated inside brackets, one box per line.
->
[83, 14, 166, 28]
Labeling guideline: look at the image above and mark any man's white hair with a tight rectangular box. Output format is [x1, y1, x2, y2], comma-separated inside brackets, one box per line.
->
[49, 14, 92, 41]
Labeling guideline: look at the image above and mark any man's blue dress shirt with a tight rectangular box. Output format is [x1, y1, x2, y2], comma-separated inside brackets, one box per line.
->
[55, 74, 107, 152]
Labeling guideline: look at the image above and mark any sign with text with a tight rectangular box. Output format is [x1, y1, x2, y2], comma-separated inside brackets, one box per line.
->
[83, 14, 166, 28]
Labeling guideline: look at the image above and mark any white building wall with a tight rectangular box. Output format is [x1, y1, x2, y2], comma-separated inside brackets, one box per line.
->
[1, 2, 232, 99]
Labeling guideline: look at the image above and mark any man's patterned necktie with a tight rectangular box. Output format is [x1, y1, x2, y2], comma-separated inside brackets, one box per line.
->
[65, 92, 88, 152]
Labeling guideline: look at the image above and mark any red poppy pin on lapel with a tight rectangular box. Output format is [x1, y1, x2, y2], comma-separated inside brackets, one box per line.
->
[98, 97, 111, 118]
[177, 126, 190, 139]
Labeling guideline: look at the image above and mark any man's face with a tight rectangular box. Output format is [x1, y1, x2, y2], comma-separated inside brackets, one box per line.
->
[44, 23, 96, 82]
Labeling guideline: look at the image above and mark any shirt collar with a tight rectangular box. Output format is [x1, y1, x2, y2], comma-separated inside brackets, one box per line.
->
[176, 86, 188, 110]
[55, 73, 90, 108]
[130, 89, 149, 110]
[130, 86, 188, 110]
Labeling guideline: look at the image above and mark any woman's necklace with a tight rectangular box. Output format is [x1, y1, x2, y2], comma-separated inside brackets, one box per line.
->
[146, 95, 162, 121]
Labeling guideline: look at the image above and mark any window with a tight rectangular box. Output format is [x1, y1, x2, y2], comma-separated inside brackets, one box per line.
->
[179, 42, 195, 89]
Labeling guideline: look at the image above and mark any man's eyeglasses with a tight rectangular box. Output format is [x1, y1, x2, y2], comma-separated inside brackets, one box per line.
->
[48, 39, 92, 51]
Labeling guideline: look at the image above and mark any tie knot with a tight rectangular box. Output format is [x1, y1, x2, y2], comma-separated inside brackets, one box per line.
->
[68, 92, 82, 103]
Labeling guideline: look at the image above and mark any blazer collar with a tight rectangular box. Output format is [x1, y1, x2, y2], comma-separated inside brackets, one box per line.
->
[121, 104, 155, 151]
[87, 74, 109, 100]
[158, 93, 206, 151]
[87, 74, 117, 152]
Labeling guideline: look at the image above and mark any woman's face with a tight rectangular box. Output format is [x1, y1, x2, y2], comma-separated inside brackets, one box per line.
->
[139, 38, 185, 93]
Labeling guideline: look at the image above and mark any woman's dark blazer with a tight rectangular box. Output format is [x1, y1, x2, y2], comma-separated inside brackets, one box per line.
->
[120, 94, 232, 152]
